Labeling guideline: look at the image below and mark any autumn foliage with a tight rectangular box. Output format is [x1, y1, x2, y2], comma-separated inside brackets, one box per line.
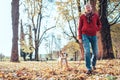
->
[0, 59, 120, 80]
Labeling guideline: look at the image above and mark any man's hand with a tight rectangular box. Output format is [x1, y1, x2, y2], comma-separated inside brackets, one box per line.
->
[79, 39, 82, 44]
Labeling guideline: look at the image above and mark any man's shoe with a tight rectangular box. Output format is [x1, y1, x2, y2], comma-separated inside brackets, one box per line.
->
[93, 66, 96, 70]
[86, 70, 92, 74]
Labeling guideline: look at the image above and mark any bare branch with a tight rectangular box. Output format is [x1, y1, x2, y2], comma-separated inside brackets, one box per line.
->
[38, 26, 56, 46]
[108, 2, 120, 16]
[110, 13, 120, 26]
[63, 31, 71, 37]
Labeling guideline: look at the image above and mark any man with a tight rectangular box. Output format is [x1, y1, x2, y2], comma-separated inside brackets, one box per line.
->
[78, 3, 101, 74]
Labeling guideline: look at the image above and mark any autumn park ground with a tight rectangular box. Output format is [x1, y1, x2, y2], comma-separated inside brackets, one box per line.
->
[0, 59, 120, 80]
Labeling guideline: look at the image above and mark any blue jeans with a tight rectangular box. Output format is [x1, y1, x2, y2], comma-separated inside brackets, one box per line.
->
[82, 34, 98, 70]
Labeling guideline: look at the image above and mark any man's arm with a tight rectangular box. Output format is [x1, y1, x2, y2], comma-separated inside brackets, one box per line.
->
[78, 15, 83, 43]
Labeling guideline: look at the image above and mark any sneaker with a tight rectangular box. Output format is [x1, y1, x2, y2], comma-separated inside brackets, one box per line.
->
[93, 66, 96, 70]
[86, 70, 92, 74]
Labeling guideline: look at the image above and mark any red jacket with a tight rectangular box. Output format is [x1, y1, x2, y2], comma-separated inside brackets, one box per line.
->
[78, 13, 101, 39]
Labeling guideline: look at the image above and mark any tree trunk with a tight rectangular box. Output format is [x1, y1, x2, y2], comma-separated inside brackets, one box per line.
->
[99, 0, 114, 59]
[76, 0, 81, 16]
[84, 0, 88, 5]
[11, 0, 19, 62]
[35, 41, 39, 61]
[28, 25, 33, 60]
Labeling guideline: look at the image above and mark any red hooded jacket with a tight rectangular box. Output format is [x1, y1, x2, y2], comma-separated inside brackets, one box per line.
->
[78, 13, 101, 39]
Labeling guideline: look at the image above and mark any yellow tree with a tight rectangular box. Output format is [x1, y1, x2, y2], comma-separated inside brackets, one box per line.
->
[28, 25, 34, 60]
[20, 20, 34, 61]
[63, 41, 80, 61]
[20, 20, 26, 60]
[56, 0, 85, 60]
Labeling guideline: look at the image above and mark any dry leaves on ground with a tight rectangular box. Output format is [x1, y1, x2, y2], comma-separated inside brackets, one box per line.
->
[0, 59, 120, 80]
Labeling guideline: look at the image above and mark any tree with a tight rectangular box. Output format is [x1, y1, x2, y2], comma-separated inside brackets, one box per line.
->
[21, 0, 57, 61]
[63, 41, 80, 61]
[56, 0, 85, 60]
[56, 0, 119, 59]
[0, 53, 5, 61]
[99, 0, 115, 59]
[20, 20, 34, 61]
[11, 0, 19, 62]
[20, 20, 26, 60]
[56, 1, 78, 42]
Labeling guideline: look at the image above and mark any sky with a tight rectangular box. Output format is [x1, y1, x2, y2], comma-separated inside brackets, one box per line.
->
[0, 0, 12, 57]
[0, 0, 68, 57]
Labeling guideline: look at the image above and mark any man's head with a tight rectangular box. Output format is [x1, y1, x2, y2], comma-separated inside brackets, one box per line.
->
[85, 3, 92, 13]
